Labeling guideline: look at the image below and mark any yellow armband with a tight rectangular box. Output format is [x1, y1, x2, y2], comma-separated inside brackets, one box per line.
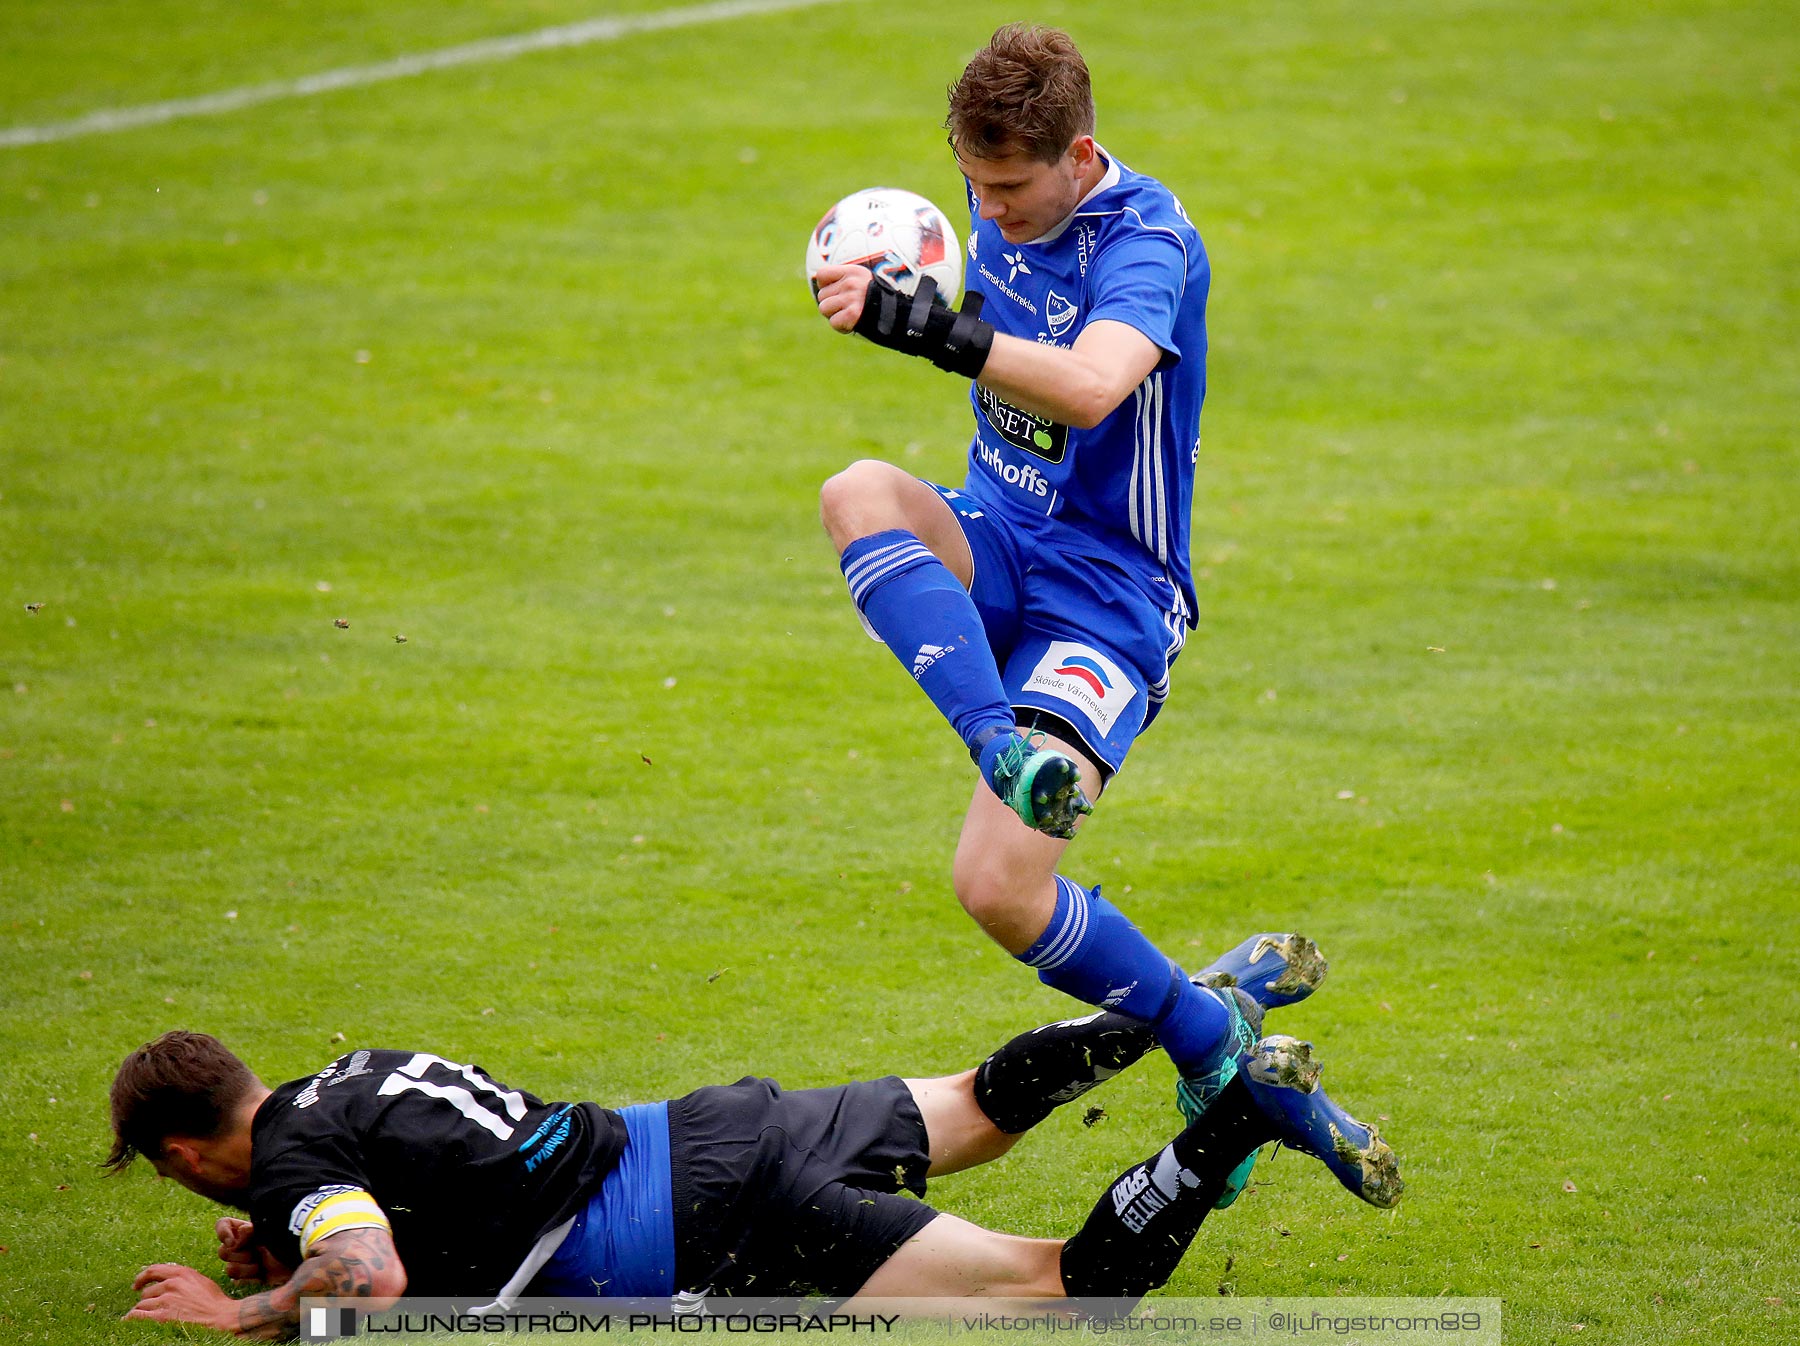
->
[293, 1187, 391, 1257]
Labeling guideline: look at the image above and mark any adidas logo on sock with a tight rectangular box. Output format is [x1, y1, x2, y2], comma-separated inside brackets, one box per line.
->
[1101, 980, 1140, 1009]
[912, 643, 954, 679]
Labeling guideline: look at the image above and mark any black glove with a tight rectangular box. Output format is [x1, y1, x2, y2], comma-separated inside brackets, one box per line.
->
[854, 274, 995, 379]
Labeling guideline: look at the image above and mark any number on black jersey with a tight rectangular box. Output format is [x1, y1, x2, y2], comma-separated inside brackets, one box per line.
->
[375, 1053, 530, 1139]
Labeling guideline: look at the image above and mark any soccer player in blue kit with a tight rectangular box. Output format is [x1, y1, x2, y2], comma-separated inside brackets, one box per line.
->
[812, 25, 1254, 1135]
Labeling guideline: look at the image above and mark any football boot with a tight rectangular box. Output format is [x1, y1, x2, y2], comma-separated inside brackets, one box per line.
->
[976, 730, 1092, 839]
[1236, 1034, 1404, 1208]
[1192, 932, 1328, 1009]
[1171, 984, 1264, 1209]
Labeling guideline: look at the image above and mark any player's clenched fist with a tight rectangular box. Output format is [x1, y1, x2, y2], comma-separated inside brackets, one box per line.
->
[812, 262, 873, 332]
[217, 1216, 291, 1286]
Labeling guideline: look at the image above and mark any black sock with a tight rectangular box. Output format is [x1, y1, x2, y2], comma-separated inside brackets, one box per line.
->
[973, 988, 1267, 1135]
[973, 1010, 1159, 1133]
[1059, 1074, 1277, 1301]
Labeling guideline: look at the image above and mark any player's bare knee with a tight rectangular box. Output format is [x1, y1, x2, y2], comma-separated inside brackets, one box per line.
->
[952, 861, 1025, 939]
[820, 459, 905, 545]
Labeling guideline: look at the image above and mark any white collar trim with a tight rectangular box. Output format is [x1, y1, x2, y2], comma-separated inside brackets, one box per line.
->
[1022, 147, 1121, 247]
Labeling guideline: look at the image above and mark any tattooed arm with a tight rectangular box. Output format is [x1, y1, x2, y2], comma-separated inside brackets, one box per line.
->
[231, 1227, 406, 1340]
[126, 1228, 406, 1339]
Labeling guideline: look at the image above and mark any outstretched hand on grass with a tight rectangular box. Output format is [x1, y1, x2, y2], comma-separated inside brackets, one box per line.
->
[125, 1262, 236, 1331]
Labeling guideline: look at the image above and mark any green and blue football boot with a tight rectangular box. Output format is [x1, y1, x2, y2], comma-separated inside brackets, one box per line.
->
[976, 730, 1092, 839]
[1172, 984, 1265, 1209]
[1169, 936, 1333, 1210]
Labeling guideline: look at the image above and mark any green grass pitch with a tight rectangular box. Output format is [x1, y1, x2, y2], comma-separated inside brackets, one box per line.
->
[2, 1, 1795, 1342]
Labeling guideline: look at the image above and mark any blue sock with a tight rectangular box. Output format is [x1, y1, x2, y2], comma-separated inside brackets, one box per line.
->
[1020, 877, 1233, 1077]
[840, 530, 1016, 750]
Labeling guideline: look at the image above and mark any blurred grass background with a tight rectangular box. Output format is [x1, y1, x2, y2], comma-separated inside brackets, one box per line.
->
[1, 1, 1795, 1341]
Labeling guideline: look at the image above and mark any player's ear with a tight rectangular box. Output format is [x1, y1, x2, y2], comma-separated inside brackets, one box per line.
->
[159, 1138, 202, 1175]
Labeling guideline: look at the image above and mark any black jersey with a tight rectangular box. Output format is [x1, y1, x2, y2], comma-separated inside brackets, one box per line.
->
[246, 1049, 628, 1298]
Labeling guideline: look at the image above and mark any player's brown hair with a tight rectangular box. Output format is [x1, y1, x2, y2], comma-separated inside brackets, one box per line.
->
[104, 1030, 259, 1173]
[945, 24, 1096, 163]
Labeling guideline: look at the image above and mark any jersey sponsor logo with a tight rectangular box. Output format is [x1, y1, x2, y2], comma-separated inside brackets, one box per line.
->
[516, 1104, 570, 1154]
[977, 386, 1066, 463]
[1024, 642, 1139, 738]
[518, 1105, 575, 1173]
[292, 1051, 376, 1109]
[1076, 223, 1097, 277]
[1001, 249, 1032, 283]
[974, 438, 1050, 497]
[975, 262, 1037, 315]
[967, 231, 977, 260]
[1046, 290, 1079, 339]
[292, 1060, 342, 1110]
[1056, 655, 1113, 698]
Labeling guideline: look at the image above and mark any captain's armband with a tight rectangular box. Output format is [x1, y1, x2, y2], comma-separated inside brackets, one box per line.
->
[289, 1186, 392, 1258]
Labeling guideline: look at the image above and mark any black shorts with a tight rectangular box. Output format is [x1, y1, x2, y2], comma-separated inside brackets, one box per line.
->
[667, 1075, 939, 1297]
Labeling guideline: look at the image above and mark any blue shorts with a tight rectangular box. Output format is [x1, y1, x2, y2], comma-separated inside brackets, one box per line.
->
[531, 1102, 675, 1298]
[929, 481, 1190, 776]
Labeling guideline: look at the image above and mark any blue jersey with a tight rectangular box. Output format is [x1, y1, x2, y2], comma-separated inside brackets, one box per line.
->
[960, 149, 1209, 621]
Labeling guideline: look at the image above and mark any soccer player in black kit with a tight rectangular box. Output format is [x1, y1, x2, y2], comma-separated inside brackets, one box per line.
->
[111, 934, 1400, 1338]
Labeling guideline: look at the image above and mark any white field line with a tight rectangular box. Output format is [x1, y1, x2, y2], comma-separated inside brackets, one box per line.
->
[1, 0, 851, 149]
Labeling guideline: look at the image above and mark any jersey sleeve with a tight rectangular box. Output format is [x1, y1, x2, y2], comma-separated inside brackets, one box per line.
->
[1085, 227, 1192, 369]
[248, 1127, 382, 1270]
[292, 1187, 393, 1257]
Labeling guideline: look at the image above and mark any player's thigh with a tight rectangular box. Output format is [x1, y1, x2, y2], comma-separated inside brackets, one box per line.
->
[821, 461, 975, 584]
[849, 1214, 1065, 1299]
[777, 1180, 943, 1296]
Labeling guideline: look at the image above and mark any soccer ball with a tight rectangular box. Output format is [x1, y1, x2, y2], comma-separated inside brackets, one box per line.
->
[805, 187, 962, 303]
